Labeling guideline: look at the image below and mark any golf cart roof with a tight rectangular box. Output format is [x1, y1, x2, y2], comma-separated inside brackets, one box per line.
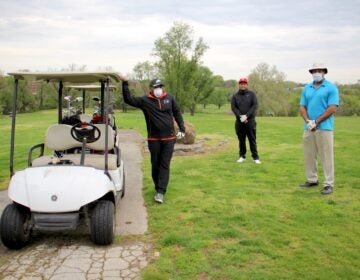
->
[65, 84, 117, 91]
[7, 71, 122, 85]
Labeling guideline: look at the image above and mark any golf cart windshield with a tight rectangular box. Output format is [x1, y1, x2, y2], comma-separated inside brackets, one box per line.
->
[65, 83, 117, 118]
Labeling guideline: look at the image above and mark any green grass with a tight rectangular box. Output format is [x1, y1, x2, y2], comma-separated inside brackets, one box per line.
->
[1, 110, 359, 279]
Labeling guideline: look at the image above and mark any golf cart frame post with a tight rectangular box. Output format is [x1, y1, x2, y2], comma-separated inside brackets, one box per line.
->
[8, 72, 121, 177]
[58, 81, 63, 124]
[9, 79, 18, 176]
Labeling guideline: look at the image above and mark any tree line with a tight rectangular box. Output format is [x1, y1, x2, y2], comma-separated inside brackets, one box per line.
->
[1, 22, 359, 116]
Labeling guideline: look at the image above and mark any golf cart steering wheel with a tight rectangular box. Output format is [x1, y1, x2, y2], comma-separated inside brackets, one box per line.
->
[71, 122, 101, 143]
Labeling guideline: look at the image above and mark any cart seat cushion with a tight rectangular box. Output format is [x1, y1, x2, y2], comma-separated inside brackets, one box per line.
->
[86, 124, 115, 150]
[46, 124, 81, 150]
[45, 124, 115, 151]
[32, 154, 118, 170]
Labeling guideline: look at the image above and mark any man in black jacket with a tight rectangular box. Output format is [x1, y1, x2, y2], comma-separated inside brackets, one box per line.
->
[121, 77, 185, 203]
[231, 78, 261, 164]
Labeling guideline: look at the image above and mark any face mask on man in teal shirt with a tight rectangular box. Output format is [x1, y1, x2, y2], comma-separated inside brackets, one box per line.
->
[312, 72, 324, 83]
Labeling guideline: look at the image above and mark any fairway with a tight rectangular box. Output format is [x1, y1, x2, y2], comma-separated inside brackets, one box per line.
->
[1, 110, 359, 279]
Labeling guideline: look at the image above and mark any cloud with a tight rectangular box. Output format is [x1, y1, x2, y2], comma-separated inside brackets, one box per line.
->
[191, 21, 360, 82]
[0, 0, 359, 83]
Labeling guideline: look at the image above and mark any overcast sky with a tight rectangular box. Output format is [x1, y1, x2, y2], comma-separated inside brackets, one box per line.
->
[0, 0, 359, 84]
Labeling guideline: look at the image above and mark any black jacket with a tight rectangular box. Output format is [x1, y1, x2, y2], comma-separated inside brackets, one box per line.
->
[231, 89, 258, 121]
[122, 81, 185, 140]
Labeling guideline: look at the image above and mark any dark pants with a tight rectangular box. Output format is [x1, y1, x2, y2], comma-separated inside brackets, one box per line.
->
[235, 119, 259, 160]
[148, 139, 176, 194]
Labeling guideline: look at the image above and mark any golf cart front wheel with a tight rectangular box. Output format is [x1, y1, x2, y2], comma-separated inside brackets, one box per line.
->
[0, 203, 32, 250]
[90, 200, 115, 245]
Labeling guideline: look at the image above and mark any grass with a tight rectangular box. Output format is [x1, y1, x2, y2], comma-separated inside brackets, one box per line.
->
[0, 109, 359, 279]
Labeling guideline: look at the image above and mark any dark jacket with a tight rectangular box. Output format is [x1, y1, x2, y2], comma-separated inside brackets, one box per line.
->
[122, 81, 185, 140]
[231, 89, 258, 121]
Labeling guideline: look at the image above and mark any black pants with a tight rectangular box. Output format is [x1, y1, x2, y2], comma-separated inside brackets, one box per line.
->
[148, 139, 176, 194]
[235, 119, 259, 160]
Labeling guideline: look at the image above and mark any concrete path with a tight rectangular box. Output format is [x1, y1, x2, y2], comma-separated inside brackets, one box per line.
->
[116, 130, 147, 235]
[0, 129, 154, 280]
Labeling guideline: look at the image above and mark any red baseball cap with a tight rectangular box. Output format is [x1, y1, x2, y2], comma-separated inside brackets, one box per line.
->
[238, 78, 248, 84]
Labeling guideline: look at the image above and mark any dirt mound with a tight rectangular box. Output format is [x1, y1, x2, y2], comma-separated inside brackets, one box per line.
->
[174, 121, 196, 144]
[174, 138, 228, 156]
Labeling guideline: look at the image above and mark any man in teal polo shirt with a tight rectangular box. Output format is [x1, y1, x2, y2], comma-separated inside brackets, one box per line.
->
[299, 63, 339, 195]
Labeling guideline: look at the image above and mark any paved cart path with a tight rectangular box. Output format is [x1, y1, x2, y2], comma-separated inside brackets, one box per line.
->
[0, 129, 154, 280]
[116, 129, 148, 235]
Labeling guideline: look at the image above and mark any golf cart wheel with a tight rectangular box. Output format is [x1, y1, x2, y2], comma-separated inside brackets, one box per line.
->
[90, 200, 115, 245]
[0, 203, 32, 250]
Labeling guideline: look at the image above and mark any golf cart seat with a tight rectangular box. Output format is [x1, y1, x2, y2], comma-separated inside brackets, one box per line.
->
[32, 124, 119, 170]
[86, 123, 115, 151]
[79, 114, 92, 123]
[46, 124, 82, 150]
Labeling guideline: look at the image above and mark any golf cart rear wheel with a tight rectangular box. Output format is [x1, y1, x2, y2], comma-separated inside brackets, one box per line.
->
[90, 200, 115, 245]
[0, 203, 32, 250]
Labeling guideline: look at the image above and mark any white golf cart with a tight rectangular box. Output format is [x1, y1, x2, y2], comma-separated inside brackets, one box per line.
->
[1, 72, 125, 249]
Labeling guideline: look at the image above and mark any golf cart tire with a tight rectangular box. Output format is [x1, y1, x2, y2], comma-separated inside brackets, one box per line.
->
[90, 200, 115, 245]
[0, 203, 31, 250]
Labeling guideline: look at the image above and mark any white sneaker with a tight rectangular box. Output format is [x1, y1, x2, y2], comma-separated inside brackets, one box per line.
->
[154, 193, 164, 203]
[237, 157, 246, 163]
[254, 159, 262, 164]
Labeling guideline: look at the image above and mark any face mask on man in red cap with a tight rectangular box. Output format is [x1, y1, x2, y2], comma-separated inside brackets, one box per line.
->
[153, 87, 163, 98]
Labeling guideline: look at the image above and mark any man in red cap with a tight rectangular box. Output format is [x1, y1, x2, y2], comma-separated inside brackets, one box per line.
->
[231, 77, 261, 164]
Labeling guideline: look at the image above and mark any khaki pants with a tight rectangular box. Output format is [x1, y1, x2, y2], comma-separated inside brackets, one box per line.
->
[303, 130, 334, 187]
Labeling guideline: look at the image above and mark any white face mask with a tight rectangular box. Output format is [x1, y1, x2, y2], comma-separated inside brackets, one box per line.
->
[153, 88, 163, 98]
[312, 73, 324, 83]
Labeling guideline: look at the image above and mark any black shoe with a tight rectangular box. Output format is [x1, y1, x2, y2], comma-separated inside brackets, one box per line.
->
[299, 181, 319, 187]
[321, 185, 333, 195]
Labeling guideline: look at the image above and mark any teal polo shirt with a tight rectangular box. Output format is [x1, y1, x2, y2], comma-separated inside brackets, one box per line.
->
[300, 79, 339, 131]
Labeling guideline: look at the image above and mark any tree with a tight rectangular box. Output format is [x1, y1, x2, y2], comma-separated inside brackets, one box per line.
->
[132, 61, 158, 93]
[0, 75, 37, 114]
[0, 74, 12, 114]
[15, 79, 36, 113]
[61, 63, 87, 72]
[210, 87, 229, 109]
[248, 63, 291, 116]
[34, 81, 58, 110]
[133, 61, 157, 81]
[153, 22, 208, 111]
[337, 85, 360, 116]
[205, 75, 225, 109]
[187, 66, 215, 115]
